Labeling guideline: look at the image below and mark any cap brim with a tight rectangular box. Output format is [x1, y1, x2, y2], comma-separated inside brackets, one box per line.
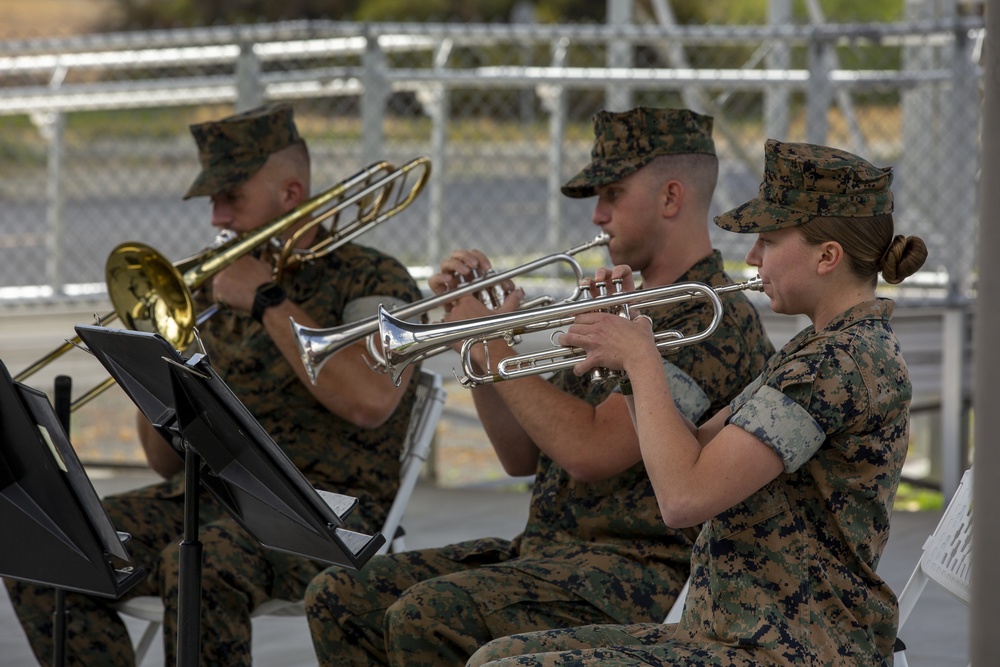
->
[714, 196, 814, 233]
[560, 165, 606, 199]
[182, 162, 261, 200]
[561, 156, 650, 199]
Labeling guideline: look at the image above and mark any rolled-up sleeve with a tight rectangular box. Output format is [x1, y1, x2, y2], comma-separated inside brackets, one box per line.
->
[728, 384, 826, 473]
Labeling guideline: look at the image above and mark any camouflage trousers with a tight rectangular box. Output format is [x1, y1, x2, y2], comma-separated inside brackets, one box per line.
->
[5, 484, 330, 667]
[468, 622, 780, 667]
[305, 539, 620, 667]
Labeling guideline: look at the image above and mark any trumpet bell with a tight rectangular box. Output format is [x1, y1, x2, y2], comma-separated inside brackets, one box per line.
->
[105, 242, 196, 349]
[378, 305, 424, 386]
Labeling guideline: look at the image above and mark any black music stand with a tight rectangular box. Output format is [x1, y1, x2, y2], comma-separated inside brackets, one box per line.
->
[0, 360, 146, 666]
[74, 325, 385, 666]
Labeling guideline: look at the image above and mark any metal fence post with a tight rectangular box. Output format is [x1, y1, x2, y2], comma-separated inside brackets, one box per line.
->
[765, 0, 792, 141]
[805, 32, 832, 144]
[605, 0, 632, 111]
[35, 63, 70, 296]
[361, 26, 387, 165]
[901, 0, 942, 270]
[235, 42, 264, 112]
[939, 307, 968, 502]
[423, 38, 453, 268]
[948, 19, 980, 300]
[44, 110, 67, 295]
[543, 37, 569, 252]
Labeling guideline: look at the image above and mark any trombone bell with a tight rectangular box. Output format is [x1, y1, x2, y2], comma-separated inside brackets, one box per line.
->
[16, 157, 431, 412]
[105, 242, 196, 349]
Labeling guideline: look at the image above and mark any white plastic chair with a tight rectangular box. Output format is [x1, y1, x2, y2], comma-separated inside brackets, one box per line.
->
[892, 466, 973, 667]
[114, 369, 447, 665]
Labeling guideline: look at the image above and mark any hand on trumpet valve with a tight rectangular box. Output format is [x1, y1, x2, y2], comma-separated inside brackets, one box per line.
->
[429, 248, 520, 316]
[559, 265, 654, 378]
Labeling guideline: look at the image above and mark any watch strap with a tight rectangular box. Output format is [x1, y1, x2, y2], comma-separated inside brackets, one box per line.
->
[251, 282, 287, 323]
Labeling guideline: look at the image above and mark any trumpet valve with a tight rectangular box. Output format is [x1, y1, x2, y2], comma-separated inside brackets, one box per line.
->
[588, 279, 628, 383]
[589, 367, 623, 384]
[472, 268, 506, 310]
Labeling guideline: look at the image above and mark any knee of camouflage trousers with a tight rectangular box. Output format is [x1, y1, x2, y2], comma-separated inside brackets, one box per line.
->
[383, 578, 494, 667]
[305, 565, 395, 667]
[4, 577, 135, 667]
[467, 623, 669, 667]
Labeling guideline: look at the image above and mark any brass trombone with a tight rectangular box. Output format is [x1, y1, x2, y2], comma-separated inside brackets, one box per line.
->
[291, 233, 610, 383]
[15, 156, 431, 410]
[378, 276, 764, 387]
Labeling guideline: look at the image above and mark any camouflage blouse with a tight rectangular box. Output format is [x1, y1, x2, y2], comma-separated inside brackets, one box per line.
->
[476, 250, 775, 624]
[191, 239, 423, 532]
[677, 298, 910, 666]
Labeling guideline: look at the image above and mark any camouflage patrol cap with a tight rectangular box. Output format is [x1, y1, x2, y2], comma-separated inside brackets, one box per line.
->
[714, 138, 894, 233]
[561, 107, 716, 198]
[183, 103, 302, 199]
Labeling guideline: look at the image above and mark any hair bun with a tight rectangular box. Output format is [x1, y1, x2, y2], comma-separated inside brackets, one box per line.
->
[881, 235, 928, 284]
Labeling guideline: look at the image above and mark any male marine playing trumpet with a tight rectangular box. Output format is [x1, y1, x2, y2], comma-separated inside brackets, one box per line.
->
[305, 106, 776, 667]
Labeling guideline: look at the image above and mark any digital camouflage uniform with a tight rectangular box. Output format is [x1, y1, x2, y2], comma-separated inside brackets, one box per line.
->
[305, 250, 775, 667]
[5, 103, 423, 667]
[470, 300, 909, 667]
[469, 141, 911, 667]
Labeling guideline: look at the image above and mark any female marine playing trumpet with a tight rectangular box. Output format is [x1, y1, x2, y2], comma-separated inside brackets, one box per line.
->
[470, 139, 928, 667]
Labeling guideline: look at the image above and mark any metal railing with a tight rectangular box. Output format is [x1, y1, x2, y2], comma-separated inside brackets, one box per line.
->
[0, 12, 985, 494]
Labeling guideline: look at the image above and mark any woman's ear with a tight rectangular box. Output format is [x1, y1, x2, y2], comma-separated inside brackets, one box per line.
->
[816, 240, 844, 276]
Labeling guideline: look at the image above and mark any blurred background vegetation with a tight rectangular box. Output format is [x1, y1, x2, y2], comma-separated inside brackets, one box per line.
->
[99, 0, 908, 27]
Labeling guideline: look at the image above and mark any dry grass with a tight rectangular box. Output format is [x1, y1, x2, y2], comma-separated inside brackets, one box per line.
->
[0, 0, 117, 40]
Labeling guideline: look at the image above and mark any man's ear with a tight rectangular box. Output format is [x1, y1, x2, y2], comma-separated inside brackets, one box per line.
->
[816, 240, 844, 275]
[661, 179, 684, 218]
[282, 177, 306, 208]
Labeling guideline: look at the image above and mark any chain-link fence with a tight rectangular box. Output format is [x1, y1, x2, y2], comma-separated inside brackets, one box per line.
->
[0, 7, 985, 306]
[0, 3, 985, 487]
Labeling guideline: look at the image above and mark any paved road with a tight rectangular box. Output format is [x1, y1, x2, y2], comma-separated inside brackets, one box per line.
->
[0, 469, 970, 667]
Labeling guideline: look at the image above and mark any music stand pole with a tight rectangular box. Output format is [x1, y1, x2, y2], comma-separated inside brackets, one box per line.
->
[52, 375, 72, 667]
[176, 441, 203, 666]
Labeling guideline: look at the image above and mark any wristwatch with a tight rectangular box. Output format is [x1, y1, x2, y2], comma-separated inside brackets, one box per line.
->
[251, 282, 287, 323]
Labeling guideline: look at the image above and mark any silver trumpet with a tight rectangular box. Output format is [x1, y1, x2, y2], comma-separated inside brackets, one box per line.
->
[291, 233, 610, 384]
[378, 276, 764, 387]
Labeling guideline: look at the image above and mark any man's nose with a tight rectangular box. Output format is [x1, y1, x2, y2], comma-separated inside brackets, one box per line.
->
[210, 202, 231, 227]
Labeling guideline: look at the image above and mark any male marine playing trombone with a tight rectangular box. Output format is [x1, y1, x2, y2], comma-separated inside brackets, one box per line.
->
[5, 103, 423, 667]
[304, 106, 776, 667]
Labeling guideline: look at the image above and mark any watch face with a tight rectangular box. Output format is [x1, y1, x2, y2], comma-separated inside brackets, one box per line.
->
[252, 283, 287, 322]
[258, 283, 286, 305]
